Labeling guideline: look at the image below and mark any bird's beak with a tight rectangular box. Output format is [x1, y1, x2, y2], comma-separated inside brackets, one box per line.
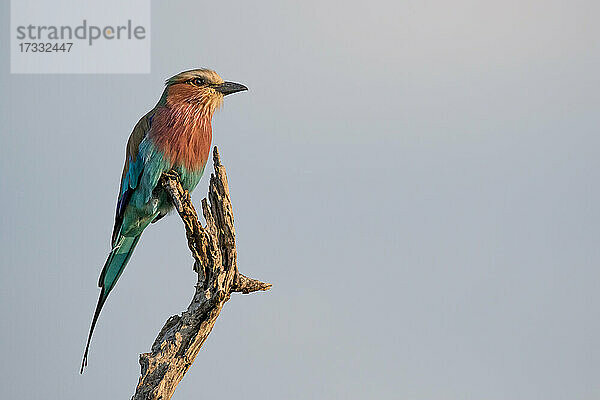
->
[214, 81, 248, 96]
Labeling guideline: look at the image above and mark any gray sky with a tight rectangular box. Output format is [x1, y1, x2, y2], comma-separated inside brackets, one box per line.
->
[1, 0, 599, 399]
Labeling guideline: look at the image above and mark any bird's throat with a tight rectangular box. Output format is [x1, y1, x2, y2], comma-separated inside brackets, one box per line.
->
[149, 104, 213, 171]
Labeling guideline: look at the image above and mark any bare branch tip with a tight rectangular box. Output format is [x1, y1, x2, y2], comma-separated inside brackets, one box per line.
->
[212, 146, 222, 166]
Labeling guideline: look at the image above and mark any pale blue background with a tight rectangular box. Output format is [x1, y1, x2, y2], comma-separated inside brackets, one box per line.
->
[1, 1, 599, 399]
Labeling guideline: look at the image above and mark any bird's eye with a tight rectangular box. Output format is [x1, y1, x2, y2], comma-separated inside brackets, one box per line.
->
[191, 78, 205, 86]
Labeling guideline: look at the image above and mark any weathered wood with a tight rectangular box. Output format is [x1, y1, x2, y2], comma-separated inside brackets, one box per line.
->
[132, 147, 271, 400]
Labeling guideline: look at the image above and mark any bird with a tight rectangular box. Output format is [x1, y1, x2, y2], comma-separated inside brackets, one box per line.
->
[80, 69, 247, 373]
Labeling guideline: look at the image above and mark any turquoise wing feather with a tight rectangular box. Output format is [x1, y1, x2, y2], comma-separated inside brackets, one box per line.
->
[110, 110, 154, 246]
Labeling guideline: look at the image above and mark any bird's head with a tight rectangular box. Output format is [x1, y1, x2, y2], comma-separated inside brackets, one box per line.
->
[162, 69, 247, 117]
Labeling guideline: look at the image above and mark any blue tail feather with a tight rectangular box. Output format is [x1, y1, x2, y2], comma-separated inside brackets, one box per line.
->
[81, 234, 141, 373]
[98, 235, 141, 292]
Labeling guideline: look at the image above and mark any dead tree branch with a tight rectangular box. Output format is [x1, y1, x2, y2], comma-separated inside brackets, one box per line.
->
[132, 147, 271, 400]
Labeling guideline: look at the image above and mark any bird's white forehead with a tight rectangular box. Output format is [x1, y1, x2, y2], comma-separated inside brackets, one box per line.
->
[166, 69, 224, 85]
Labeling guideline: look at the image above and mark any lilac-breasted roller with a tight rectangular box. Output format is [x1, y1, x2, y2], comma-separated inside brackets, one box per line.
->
[81, 69, 247, 373]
